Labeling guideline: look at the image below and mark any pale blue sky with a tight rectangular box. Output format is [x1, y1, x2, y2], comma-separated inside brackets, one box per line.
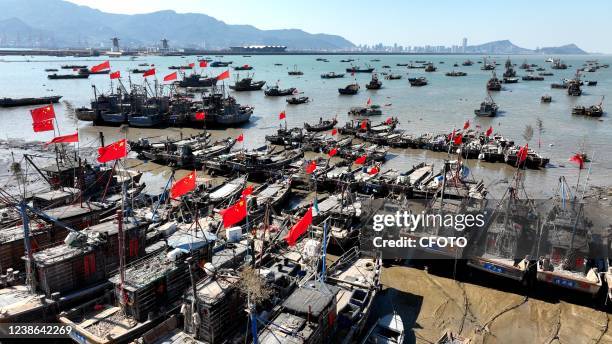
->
[66, 0, 612, 52]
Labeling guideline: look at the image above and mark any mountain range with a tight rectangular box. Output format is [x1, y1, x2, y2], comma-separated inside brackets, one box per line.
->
[0, 0, 355, 50]
[0, 0, 588, 54]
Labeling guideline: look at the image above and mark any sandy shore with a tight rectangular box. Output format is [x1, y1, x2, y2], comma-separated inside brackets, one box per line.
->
[374, 265, 611, 344]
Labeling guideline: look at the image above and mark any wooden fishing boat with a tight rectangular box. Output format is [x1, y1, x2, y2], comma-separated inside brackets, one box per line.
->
[0, 95, 62, 107]
[321, 72, 345, 79]
[264, 85, 296, 96]
[286, 96, 309, 105]
[338, 83, 360, 95]
[304, 118, 338, 132]
[408, 77, 427, 86]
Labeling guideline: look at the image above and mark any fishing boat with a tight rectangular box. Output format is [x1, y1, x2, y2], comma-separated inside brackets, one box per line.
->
[468, 172, 540, 282]
[0, 95, 62, 107]
[474, 94, 498, 117]
[486, 72, 502, 91]
[551, 59, 568, 69]
[321, 72, 345, 79]
[572, 97, 604, 117]
[229, 76, 266, 91]
[168, 65, 192, 70]
[250, 178, 292, 211]
[522, 74, 545, 81]
[462, 60, 474, 66]
[408, 77, 427, 86]
[44, 68, 58, 72]
[288, 64, 304, 75]
[61, 64, 87, 69]
[47, 73, 89, 79]
[365, 74, 383, 89]
[130, 69, 147, 74]
[361, 312, 404, 344]
[233, 64, 253, 70]
[481, 58, 496, 70]
[586, 80, 598, 86]
[503, 58, 517, 78]
[338, 83, 360, 95]
[536, 177, 602, 295]
[504, 146, 549, 169]
[286, 96, 310, 105]
[541, 94, 552, 103]
[346, 65, 375, 73]
[384, 74, 402, 80]
[264, 85, 297, 96]
[445, 70, 467, 77]
[424, 63, 437, 72]
[177, 73, 217, 87]
[348, 104, 382, 116]
[567, 79, 582, 96]
[503, 77, 519, 84]
[210, 61, 232, 67]
[304, 118, 338, 132]
[208, 176, 247, 204]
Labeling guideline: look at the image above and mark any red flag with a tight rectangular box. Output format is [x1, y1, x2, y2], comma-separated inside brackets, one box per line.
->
[368, 166, 380, 175]
[331, 128, 338, 136]
[143, 68, 156, 77]
[360, 120, 368, 130]
[220, 196, 247, 228]
[385, 117, 393, 125]
[170, 171, 197, 198]
[91, 61, 110, 73]
[199, 60, 208, 67]
[448, 129, 456, 142]
[236, 133, 244, 142]
[279, 111, 286, 120]
[32, 119, 54, 132]
[517, 144, 529, 163]
[453, 133, 463, 145]
[242, 185, 254, 196]
[366, 97, 372, 106]
[188, 62, 195, 68]
[328, 147, 338, 158]
[305, 160, 317, 174]
[46, 132, 78, 145]
[30, 104, 56, 122]
[163, 71, 177, 82]
[463, 120, 470, 130]
[110, 71, 121, 79]
[216, 70, 230, 81]
[97, 139, 127, 163]
[195, 111, 206, 121]
[285, 207, 313, 246]
[569, 154, 585, 169]
[354, 155, 367, 165]
[485, 126, 493, 137]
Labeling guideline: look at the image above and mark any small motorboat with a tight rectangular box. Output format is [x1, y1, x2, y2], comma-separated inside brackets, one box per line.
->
[321, 72, 345, 79]
[475, 94, 498, 117]
[286, 96, 310, 105]
[365, 74, 382, 89]
[264, 85, 296, 96]
[304, 118, 338, 132]
[541, 94, 552, 103]
[408, 77, 427, 86]
[338, 83, 360, 95]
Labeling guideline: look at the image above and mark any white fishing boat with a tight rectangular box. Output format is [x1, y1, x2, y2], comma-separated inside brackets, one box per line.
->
[361, 311, 404, 344]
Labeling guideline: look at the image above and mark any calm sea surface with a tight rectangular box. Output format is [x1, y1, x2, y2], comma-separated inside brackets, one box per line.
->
[0, 54, 610, 196]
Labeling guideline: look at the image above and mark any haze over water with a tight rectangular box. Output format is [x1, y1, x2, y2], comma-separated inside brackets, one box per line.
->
[0, 54, 610, 197]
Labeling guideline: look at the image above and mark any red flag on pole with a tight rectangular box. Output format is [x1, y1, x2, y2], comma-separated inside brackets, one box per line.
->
[331, 128, 338, 136]
[569, 154, 585, 169]
[354, 155, 367, 165]
[285, 207, 313, 246]
[163, 71, 177, 82]
[366, 97, 372, 106]
[46, 132, 78, 145]
[305, 160, 317, 174]
[170, 171, 197, 198]
[463, 120, 470, 130]
[97, 139, 127, 163]
[143, 68, 156, 77]
[517, 144, 529, 163]
[32, 120, 54, 132]
[242, 185, 254, 197]
[485, 126, 493, 137]
[279, 111, 286, 120]
[199, 60, 208, 67]
[453, 133, 463, 145]
[328, 147, 338, 157]
[110, 71, 121, 79]
[90, 61, 110, 73]
[220, 196, 247, 228]
[360, 120, 368, 130]
[236, 133, 244, 142]
[448, 129, 456, 142]
[216, 70, 230, 80]
[30, 104, 56, 122]
[195, 111, 206, 121]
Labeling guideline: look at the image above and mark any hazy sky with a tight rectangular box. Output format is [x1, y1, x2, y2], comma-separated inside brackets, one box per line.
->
[66, 0, 611, 52]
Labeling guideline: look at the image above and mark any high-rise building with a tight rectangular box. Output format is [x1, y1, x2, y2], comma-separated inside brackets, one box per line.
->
[462, 38, 468, 52]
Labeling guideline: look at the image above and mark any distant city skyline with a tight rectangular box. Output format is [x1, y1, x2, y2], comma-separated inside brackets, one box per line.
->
[65, 0, 612, 53]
